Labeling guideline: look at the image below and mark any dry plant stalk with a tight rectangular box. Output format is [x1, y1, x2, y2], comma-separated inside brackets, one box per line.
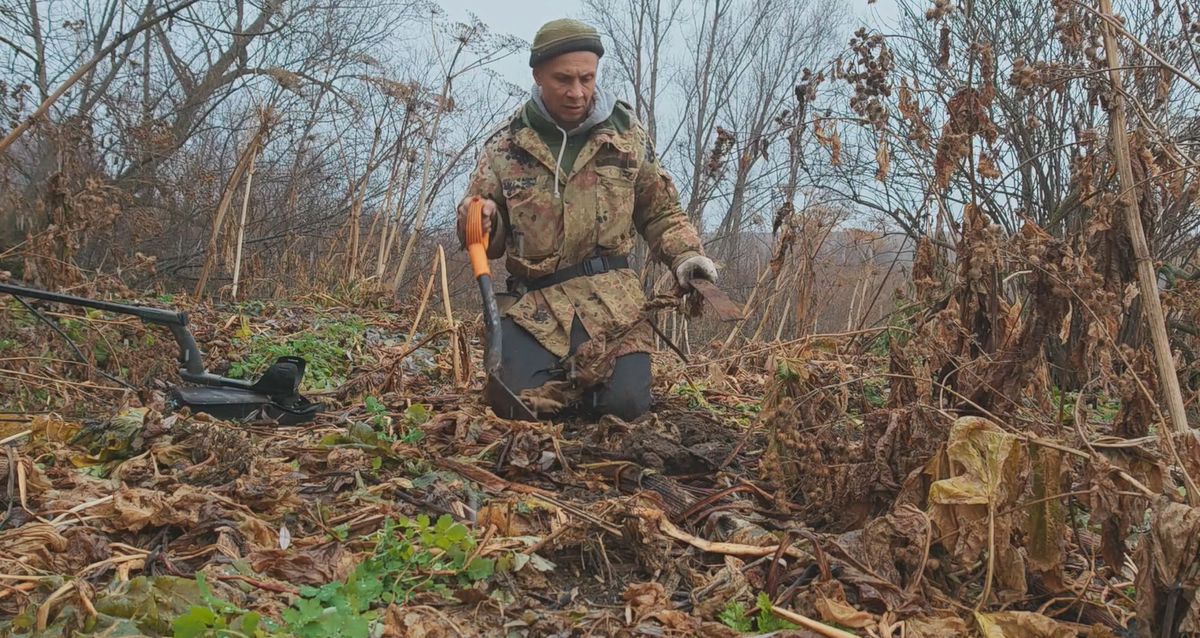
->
[378, 155, 417, 280]
[363, 143, 405, 269]
[392, 70, 458, 293]
[1098, 0, 1189, 436]
[436, 245, 461, 385]
[718, 259, 773, 355]
[231, 147, 259, 299]
[404, 256, 440, 348]
[195, 118, 269, 297]
[347, 122, 383, 280]
[769, 606, 859, 638]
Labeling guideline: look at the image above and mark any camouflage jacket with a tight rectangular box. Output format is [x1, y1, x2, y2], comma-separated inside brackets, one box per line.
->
[463, 99, 703, 359]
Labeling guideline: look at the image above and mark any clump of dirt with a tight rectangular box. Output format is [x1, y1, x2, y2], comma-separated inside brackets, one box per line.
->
[671, 409, 739, 468]
[175, 424, 255, 487]
[584, 412, 729, 474]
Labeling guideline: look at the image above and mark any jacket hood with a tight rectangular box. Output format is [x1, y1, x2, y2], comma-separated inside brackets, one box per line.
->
[530, 84, 617, 137]
[526, 85, 620, 197]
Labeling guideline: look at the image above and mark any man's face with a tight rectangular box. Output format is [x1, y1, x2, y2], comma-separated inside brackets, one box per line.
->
[533, 51, 599, 127]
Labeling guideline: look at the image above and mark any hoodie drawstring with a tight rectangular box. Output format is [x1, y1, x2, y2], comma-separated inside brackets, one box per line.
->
[553, 126, 568, 198]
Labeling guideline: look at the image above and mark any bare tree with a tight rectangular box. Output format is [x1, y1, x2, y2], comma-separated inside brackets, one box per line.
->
[582, 0, 685, 141]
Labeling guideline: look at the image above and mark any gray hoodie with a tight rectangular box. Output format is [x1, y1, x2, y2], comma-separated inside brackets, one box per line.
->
[530, 84, 617, 197]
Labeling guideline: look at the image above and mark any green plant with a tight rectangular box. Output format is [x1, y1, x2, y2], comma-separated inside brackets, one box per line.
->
[275, 515, 494, 638]
[5, 301, 36, 328]
[718, 601, 754, 632]
[753, 593, 801, 632]
[172, 573, 265, 638]
[364, 396, 387, 428]
[718, 593, 801, 634]
[58, 316, 85, 341]
[281, 572, 379, 638]
[400, 403, 428, 444]
[672, 381, 703, 408]
[227, 317, 372, 390]
[862, 377, 887, 409]
[367, 514, 494, 600]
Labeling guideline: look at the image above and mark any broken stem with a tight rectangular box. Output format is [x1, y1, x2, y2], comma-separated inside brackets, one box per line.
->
[977, 500, 996, 611]
[403, 257, 440, 349]
[768, 605, 860, 638]
[49, 495, 115, 526]
[436, 245, 461, 386]
[36, 580, 75, 631]
[639, 508, 809, 559]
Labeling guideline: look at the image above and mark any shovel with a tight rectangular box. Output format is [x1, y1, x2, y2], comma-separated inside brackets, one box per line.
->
[464, 197, 540, 421]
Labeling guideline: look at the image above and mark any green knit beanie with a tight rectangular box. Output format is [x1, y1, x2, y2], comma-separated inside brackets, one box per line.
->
[529, 18, 604, 67]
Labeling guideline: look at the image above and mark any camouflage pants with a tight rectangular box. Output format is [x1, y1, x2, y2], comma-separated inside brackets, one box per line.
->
[497, 315, 651, 421]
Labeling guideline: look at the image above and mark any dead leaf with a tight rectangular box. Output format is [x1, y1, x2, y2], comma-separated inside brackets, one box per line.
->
[1058, 303, 1073, 343]
[815, 580, 874, 628]
[433, 457, 554, 496]
[845, 506, 929, 589]
[622, 581, 669, 620]
[247, 542, 350, 586]
[238, 515, 278, 552]
[1134, 496, 1200, 638]
[876, 136, 890, 180]
[1025, 444, 1066, 589]
[693, 556, 750, 619]
[974, 611, 1075, 638]
[106, 485, 225, 532]
[815, 118, 842, 166]
[1122, 282, 1140, 307]
[0, 523, 68, 569]
[70, 408, 148, 463]
[820, 547, 925, 617]
[26, 413, 82, 445]
[906, 615, 969, 638]
[53, 527, 112, 573]
[927, 416, 1028, 601]
[650, 609, 696, 629]
[382, 606, 451, 638]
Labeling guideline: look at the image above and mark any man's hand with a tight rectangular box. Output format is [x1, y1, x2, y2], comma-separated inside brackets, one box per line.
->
[674, 254, 718, 292]
[457, 196, 497, 240]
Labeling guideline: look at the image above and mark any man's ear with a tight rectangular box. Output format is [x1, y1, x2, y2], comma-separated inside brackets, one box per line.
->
[532, 65, 542, 87]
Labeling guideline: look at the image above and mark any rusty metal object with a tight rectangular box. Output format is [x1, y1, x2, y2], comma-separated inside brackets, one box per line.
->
[690, 278, 742, 322]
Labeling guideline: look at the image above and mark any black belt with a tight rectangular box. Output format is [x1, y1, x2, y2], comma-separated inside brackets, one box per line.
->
[522, 254, 630, 292]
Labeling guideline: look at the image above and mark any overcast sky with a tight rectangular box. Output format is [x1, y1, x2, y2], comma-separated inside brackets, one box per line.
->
[434, 0, 902, 88]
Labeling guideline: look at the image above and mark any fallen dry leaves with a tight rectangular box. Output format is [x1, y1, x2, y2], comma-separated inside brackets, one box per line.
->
[0, 221, 1190, 638]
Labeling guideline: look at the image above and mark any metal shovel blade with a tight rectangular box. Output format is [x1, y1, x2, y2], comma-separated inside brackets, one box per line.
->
[484, 373, 539, 421]
[474, 272, 539, 422]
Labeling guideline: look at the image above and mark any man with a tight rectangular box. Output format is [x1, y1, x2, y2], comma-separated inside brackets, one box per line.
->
[456, 18, 716, 421]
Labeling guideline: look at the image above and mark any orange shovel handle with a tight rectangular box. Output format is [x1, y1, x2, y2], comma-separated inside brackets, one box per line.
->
[463, 197, 490, 277]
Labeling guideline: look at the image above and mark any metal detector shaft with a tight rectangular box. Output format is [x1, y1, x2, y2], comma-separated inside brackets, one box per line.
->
[0, 282, 249, 390]
[0, 282, 185, 324]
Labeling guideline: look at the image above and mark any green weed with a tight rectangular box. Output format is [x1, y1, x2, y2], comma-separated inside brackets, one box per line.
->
[279, 514, 494, 638]
[717, 593, 802, 633]
[171, 515, 496, 638]
[227, 317, 372, 390]
[171, 573, 266, 638]
[401, 403, 428, 444]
